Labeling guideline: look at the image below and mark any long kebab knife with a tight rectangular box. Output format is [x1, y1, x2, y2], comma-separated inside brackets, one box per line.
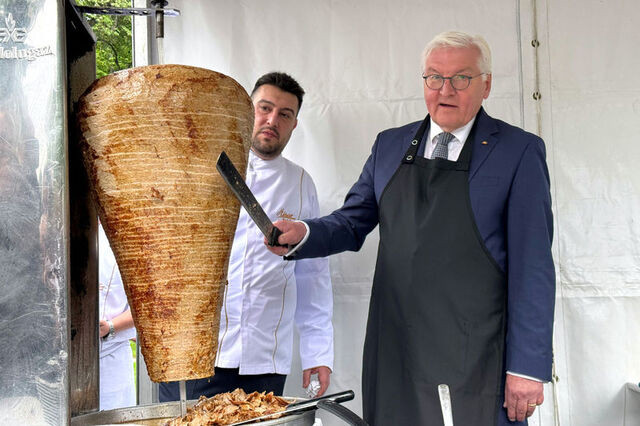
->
[216, 151, 284, 247]
[229, 390, 356, 425]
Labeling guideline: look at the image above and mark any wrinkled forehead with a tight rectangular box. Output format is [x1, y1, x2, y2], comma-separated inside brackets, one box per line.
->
[425, 46, 482, 73]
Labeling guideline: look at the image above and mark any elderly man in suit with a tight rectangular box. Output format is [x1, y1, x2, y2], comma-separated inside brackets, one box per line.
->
[268, 31, 555, 425]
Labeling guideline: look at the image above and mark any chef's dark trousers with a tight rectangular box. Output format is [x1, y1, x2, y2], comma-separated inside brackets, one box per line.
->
[158, 367, 287, 402]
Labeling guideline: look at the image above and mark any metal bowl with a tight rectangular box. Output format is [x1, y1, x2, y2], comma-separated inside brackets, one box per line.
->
[71, 398, 315, 426]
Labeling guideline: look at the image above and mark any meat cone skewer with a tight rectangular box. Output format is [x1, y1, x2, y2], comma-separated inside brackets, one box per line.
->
[77, 65, 253, 382]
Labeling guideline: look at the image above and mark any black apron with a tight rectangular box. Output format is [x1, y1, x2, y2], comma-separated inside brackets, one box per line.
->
[362, 116, 507, 425]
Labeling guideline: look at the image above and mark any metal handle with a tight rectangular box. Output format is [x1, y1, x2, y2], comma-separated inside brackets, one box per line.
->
[229, 390, 355, 425]
[287, 390, 355, 410]
[438, 384, 454, 426]
[317, 400, 368, 426]
[179, 380, 187, 417]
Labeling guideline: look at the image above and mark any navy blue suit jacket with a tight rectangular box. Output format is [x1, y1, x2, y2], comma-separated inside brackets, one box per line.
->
[299, 108, 555, 382]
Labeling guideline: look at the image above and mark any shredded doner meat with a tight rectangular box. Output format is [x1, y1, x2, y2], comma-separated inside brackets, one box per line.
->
[165, 388, 290, 425]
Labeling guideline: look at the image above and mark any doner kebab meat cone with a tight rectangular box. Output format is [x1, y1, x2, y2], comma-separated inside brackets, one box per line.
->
[76, 65, 253, 382]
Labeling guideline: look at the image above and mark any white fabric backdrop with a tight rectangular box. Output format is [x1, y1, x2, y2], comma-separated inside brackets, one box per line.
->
[161, 1, 640, 424]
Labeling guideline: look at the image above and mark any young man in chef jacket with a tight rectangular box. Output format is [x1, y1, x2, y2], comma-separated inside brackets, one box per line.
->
[159, 72, 334, 401]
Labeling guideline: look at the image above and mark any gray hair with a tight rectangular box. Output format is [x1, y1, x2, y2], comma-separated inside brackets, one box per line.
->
[421, 31, 492, 78]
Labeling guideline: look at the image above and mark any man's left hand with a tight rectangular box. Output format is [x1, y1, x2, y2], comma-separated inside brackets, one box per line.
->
[503, 374, 544, 422]
[302, 365, 331, 397]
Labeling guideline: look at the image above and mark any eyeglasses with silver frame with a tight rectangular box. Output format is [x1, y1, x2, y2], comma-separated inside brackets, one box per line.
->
[422, 73, 486, 91]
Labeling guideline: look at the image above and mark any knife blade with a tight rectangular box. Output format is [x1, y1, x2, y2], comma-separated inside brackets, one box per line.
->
[229, 390, 355, 425]
[216, 151, 284, 247]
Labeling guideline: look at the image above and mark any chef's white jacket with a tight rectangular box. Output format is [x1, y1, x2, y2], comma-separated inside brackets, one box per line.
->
[98, 224, 136, 410]
[216, 151, 333, 375]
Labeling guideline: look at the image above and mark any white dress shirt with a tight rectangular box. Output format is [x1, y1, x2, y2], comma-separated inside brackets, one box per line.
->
[216, 151, 334, 375]
[425, 117, 476, 160]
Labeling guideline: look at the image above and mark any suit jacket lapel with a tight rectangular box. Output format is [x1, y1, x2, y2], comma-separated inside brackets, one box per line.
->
[469, 107, 500, 180]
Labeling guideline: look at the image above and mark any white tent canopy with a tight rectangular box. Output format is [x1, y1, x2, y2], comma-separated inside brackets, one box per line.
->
[159, 1, 640, 424]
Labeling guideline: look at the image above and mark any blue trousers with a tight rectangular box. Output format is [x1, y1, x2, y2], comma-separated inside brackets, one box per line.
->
[158, 367, 287, 402]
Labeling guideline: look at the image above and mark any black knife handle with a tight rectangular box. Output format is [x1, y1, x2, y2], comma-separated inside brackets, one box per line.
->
[268, 226, 285, 247]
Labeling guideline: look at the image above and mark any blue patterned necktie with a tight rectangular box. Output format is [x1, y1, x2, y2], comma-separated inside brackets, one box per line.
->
[431, 132, 455, 159]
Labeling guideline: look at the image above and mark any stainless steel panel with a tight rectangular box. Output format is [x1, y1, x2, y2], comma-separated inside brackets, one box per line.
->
[0, 0, 69, 424]
[71, 399, 316, 426]
[66, 0, 99, 416]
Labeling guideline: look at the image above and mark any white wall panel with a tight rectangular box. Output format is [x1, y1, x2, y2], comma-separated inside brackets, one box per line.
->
[538, 0, 640, 424]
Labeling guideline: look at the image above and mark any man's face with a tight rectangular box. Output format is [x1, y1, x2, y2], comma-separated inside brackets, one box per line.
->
[423, 46, 492, 132]
[250, 84, 299, 160]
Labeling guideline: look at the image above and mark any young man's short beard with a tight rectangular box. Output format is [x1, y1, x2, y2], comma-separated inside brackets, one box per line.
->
[251, 139, 284, 160]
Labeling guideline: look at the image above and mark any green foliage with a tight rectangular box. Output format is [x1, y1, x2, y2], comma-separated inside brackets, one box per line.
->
[76, 0, 133, 78]
[130, 339, 137, 392]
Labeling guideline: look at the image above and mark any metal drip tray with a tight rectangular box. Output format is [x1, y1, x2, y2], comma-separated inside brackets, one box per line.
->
[71, 399, 315, 426]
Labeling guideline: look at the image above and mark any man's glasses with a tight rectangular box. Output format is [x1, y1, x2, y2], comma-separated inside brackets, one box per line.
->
[422, 73, 485, 91]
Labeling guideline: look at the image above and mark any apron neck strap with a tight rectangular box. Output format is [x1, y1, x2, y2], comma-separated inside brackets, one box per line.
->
[402, 115, 429, 164]
[402, 114, 480, 171]
[454, 117, 479, 171]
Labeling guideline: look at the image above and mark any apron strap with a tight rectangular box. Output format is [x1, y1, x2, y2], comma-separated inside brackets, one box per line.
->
[402, 114, 479, 172]
[402, 115, 429, 164]
[453, 119, 478, 172]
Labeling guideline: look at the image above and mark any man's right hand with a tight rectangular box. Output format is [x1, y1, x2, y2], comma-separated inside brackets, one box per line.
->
[99, 319, 110, 338]
[265, 220, 307, 256]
